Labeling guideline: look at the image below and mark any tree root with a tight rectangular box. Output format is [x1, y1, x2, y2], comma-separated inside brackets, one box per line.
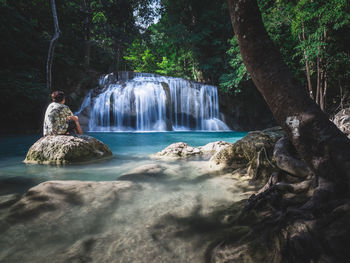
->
[274, 136, 313, 179]
[211, 135, 350, 262]
[246, 137, 319, 213]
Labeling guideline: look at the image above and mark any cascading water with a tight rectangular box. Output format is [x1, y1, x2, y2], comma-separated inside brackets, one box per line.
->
[77, 72, 230, 131]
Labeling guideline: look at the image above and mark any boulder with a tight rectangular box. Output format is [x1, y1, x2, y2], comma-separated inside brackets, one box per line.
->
[209, 127, 284, 181]
[198, 141, 233, 156]
[152, 142, 201, 159]
[333, 108, 350, 138]
[153, 141, 233, 160]
[24, 135, 112, 165]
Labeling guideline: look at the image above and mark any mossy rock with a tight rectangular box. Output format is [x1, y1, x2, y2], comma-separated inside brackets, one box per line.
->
[24, 135, 113, 165]
[209, 127, 284, 182]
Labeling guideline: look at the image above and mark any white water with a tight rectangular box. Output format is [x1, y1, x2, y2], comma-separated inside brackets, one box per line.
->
[77, 72, 230, 132]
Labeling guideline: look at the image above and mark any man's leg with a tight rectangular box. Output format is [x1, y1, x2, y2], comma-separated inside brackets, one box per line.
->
[66, 119, 77, 135]
[71, 116, 83, 134]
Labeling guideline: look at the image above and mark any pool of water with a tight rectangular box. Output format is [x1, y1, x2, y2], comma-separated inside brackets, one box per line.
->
[0, 132, 254, 263]
[0, 132, 246, 188]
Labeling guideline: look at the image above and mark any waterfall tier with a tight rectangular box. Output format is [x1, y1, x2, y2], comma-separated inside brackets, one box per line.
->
[77, 72, 230, 132]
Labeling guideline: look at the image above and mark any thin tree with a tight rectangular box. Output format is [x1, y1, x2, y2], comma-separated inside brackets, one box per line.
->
[227, 0, 350, 200]
[46, 0, 60, 91]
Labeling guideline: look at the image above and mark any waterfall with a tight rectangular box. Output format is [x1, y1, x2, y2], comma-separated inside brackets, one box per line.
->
[77, 72, 230, 132]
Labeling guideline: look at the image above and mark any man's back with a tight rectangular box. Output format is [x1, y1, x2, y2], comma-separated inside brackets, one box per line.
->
[43, 102, 73, 136]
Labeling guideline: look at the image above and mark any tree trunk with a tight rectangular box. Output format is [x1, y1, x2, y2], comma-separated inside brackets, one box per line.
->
[321, 28, 328, 111]
[81, 0, 91, 67]
[339, 80, 343, 110]
[320, 69, 324, 111]
[227, 0, 350, 193]
[300, 22, 314, 100]
[316, 53, 321, 105]
[46, 0, 60, 91]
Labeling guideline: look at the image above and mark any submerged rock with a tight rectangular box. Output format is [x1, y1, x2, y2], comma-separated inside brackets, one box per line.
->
[209, 127, 284, 180]
[118, 164, 175, 181]
[0, 194, 20, 209]
[0, 171, 250, 263]
[0, 180, 141, 262]
[24, 135, 112, 165]
[5, 180, 138, 223]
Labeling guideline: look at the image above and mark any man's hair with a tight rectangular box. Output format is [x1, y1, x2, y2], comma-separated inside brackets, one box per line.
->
[51, 91, 65, 102]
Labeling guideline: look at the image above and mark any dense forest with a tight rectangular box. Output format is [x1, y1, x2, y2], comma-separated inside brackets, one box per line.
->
[1, 0, 350, 133]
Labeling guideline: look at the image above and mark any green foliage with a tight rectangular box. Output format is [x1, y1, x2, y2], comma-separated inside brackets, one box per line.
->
[0, 0, 158, 133]
[1, 0, 350, 133]
[124, 39, 158, 72]
[124, 0, 233, 82]
[219, 37, 249, 94]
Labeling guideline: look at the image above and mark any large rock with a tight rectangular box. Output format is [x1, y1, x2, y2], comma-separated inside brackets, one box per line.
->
[152, 142, 201, 159]
[198, 141, 233, 156]
[209, 127, 284, 180]
[152, 141, 233, 160]
[333, 108, 350, 138]
[24, 135, 112, 164]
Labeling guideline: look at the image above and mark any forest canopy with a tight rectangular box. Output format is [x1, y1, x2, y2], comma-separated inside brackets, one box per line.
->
[0, 0, 349, 133]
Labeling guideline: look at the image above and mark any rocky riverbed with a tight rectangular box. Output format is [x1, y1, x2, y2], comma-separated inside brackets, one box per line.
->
[0, 128, 286, 263]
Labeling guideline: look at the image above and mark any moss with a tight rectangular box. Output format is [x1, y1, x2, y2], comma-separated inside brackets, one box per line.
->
[210, 127, 284, 183]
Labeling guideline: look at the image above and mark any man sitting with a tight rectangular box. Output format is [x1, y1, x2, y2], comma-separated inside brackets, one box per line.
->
[43, 91, 83, 136]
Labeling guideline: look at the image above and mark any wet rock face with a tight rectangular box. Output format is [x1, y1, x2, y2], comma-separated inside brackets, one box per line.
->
[209, 127, 284, 180]
[24, 135, 112, 165]
[333, 108, 350, 138]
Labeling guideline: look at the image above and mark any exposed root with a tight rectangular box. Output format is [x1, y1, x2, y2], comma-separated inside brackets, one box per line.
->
[274, 136, 313, 179]
[300, 177, 336, 212]
[252, 148, 262, 180]
[246, 136, 318, 213]
[211, 136, 350, 263]
[257, 172, 279, 194]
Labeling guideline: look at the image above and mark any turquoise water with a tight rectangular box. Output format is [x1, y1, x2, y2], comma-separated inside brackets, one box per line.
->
[0, 132, 246, 187]
[0, 131, 256, 263]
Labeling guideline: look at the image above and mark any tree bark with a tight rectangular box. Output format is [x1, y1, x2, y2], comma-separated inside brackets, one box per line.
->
[273, 136, 312, 178]
[316, 52, 321, 105]
[300, 22, 314, 100]
[321, 28, 328, 111]
[320, 69, 324, 111]
[227, 0, 350, 193]
[46, 0, 60, 91]
[81, 0, 91, 67]
[323, 70, 328, 111]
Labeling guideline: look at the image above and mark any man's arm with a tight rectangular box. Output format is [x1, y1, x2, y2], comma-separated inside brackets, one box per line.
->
[67, 115, 83, 134]
[61, 106, 82, 134]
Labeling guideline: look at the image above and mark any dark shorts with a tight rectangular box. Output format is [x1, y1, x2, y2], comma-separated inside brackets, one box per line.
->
[67, 119, 76, 134]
